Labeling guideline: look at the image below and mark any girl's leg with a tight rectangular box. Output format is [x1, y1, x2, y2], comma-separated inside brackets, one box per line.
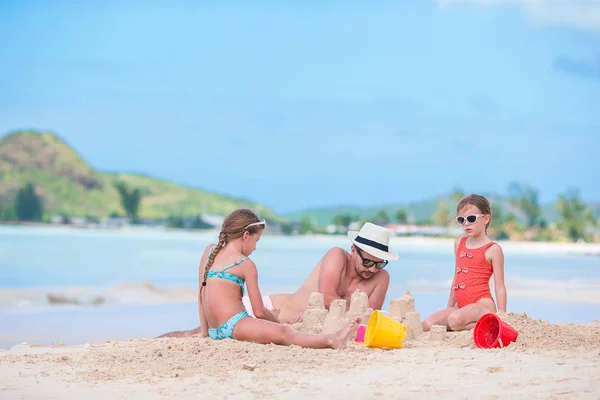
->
[233, 316, 361, 350]
[447, 298, 496, 331]
[422, 306, 459, 331]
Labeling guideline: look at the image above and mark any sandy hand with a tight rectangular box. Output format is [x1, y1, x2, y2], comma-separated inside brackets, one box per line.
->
[290, 311, 304, 324]
[331, 316, 362, 350]
[271, 308, 281, 320]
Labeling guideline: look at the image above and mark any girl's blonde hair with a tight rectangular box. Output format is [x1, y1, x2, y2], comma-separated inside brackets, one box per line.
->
[201, 208, 265, 288]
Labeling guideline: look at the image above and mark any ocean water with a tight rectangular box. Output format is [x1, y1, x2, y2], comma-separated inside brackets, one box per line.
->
[1, 225, 599, 349]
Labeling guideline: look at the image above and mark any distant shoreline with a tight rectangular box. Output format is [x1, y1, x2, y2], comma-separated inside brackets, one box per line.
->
[2, 221, 600, 255]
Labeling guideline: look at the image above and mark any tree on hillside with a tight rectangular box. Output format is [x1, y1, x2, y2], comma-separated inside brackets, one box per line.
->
[166, 215, 185, 229]
[488, 204, 515, 240]
[299, 216, 316, 234]
[451, 188, 465, 204]
[280, 222, 294, 235]
[14, 183, 44, 222]
[114, 181, 143, 223]
[191, 216, 213, 230]
[433, 200, 450, 226]
[395, 209, 408, 224]
[332, 214, 352, 228]
[491, 204, 517, 226]
[556, 188, 594, 241]
[374, 209, 390, 226]
[508, 182, 541, 227]
[0, 203, 17, 221]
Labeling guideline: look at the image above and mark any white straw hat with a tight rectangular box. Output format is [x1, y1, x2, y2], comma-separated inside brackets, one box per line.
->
[347, 222, 399, 261]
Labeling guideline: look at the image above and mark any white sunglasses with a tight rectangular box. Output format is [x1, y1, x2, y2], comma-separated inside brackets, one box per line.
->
[245, 220, 266, 230]
[456, 214, 486, 225]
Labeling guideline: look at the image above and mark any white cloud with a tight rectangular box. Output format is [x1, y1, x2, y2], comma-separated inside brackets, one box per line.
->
[435, 0, 600, 32]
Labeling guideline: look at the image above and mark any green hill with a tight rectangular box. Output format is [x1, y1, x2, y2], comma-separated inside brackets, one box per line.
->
[0, 130, 281, 221]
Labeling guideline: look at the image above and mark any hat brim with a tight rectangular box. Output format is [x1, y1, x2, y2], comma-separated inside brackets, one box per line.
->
[347, 231, 399, 261]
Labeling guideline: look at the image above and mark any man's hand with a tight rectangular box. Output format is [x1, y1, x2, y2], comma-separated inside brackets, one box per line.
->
[290, 311, 304, 324]
[271, 308, 281, 321]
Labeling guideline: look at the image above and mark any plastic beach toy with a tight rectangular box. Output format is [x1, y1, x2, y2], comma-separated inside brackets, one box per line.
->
[473, 313, 518, 349]
[363, 310, 408, 349]
[354, 324, 367, 343]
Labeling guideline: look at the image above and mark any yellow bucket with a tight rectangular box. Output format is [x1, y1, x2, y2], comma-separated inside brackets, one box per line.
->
[364, 310, 408, 349]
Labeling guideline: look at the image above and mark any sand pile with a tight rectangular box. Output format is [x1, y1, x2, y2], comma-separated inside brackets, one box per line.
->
[295, 290, 600, 352]
[496, 311, 600, 351]
[405, 311, 600, 351]
[405, 329, 474, 349]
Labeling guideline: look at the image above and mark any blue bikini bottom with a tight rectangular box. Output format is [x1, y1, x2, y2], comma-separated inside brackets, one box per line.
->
[208, 311, 248, 340]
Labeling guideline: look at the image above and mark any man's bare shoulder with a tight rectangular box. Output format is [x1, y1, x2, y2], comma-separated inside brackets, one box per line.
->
[370, 268, 390, 285]
[320, 247, 348, 269]
[358, 268, 390, 295]
[377, 267, 391, 280]
[326, 246, 349, 257]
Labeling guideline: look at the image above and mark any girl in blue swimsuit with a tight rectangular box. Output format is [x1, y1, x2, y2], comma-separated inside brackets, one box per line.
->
[198, 208, 360, 350]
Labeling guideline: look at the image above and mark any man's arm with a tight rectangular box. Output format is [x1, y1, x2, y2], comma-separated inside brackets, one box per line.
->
[367, 269, 390, 310]
[317, 247, 346, 309]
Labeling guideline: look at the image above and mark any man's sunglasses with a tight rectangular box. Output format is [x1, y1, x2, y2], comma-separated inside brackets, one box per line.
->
[355, 247, 388, 270]
[456, 214, 486, 225]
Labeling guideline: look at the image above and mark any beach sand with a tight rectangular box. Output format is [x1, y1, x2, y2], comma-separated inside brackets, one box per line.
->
[1, 312, 599, 399]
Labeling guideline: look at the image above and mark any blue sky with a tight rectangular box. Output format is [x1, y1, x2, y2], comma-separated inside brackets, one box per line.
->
[1, 0, 599, 213]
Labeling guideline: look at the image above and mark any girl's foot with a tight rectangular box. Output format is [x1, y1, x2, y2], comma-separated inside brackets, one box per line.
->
[330, 316, 362, 350]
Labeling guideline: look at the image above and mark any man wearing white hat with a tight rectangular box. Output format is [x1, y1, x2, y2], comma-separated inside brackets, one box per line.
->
[158, 222, 398, 336]
[276, 221, 399, 324]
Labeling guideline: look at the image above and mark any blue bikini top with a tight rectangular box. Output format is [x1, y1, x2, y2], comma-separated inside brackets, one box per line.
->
[205, 246, 247, 295]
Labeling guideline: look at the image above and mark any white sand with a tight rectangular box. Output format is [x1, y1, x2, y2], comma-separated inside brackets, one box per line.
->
[1, 312, 599, 399]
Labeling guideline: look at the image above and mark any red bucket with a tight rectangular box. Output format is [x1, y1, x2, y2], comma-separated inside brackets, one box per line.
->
[473, 313, 518, 349]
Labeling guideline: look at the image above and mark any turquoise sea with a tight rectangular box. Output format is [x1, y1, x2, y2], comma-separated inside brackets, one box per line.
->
[1, 226, 599, 349]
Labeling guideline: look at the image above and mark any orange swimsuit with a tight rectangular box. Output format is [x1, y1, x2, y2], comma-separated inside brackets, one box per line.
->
[454, 237, 496, 308]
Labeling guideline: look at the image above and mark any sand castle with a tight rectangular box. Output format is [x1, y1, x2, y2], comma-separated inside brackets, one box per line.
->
[300, 289, 430, 343]
[302, 289, 373, 335]
[388, 290, 423, 341]
[301, 292, 329, 334]
[430, 325, 447, 341]
[346, 288, 373, 323]
[322, 299, 348, 334]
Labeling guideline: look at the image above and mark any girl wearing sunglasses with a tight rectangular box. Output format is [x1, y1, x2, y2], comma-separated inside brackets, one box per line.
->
[422, 194, 507, 332]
